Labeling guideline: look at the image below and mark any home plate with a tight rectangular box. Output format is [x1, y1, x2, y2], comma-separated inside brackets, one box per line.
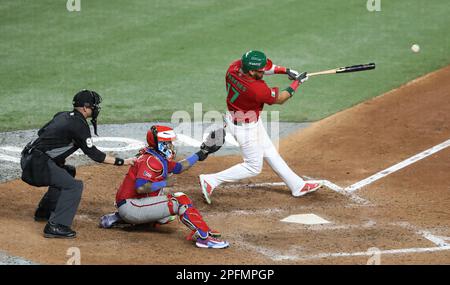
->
[281, 214, 331, 225]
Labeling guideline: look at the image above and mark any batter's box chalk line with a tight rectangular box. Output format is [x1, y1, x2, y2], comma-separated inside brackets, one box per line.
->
[224, 179, 370, 205]
[234, 223, 450, 262]
[345, 138, 450, 192]
[218, 138, 450, 205]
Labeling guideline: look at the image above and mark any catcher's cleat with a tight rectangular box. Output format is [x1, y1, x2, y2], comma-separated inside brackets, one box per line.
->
[294, 180, 323, 197]
[195, 236, 229, 249]
[199, 174, 214, 204]
[186, 229, 222, 241]
[99, 212, 122, 229]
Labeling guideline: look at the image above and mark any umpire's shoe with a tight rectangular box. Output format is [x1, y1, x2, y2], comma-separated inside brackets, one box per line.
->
[44, 222, 76, 239]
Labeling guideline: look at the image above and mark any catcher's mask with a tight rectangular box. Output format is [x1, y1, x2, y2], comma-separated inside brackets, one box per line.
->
[146, 125, 177, 160]
[73, 89, 102, 136]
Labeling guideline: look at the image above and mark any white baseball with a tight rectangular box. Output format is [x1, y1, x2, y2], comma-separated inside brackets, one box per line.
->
[411, 44, 420, 53]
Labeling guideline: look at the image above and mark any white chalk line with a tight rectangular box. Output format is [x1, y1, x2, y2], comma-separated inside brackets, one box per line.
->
[304, 176, 370, 205]
[235, 234, 450, 262]
[300, 246, 450, 261]
[229, 138, 449, 198]
[346, 138, 450, 192]
[0, 133, 240, 164]
[393, 222, 450, 247]
[302, 224, 450, 261]
[222, 139, 450, 262]
[224, 180, 369, 205]
[212, 138, 450, 199]
[233, 235, 303, 261]
[0, 137, 147, 162]
[237, 223, 450, 262]
[0, 153, 20, 163]
[208, 208, 285, 218]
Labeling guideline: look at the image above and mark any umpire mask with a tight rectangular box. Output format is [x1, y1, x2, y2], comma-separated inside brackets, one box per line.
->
[73, 90, 103, 136]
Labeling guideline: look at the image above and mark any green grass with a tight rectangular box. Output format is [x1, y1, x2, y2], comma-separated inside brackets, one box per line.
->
[1, 0, 449, 131]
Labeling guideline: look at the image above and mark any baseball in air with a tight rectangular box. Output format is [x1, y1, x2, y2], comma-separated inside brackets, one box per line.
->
[411, 44, 420, 53]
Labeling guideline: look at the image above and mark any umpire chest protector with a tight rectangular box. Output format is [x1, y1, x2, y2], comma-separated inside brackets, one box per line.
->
[21, 110, 106, 187]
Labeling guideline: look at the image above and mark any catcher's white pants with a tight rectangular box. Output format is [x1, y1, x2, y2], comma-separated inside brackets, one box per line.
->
[118, 195, 174, 225]
[203, 113, 306, 196]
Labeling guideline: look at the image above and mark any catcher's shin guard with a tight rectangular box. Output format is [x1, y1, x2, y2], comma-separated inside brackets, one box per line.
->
[171, 192, 210, 239]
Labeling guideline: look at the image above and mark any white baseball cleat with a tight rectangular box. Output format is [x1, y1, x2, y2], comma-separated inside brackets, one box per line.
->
[294, 180, 323, 197]
[199, 174, 214, 204]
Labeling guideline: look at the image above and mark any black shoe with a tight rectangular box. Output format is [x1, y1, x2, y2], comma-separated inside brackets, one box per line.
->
[34, 208, 51, 222]
[44, 222, 76, 239]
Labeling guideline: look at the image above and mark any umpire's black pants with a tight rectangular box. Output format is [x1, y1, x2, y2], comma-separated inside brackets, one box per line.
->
[38, 161, 83, 227]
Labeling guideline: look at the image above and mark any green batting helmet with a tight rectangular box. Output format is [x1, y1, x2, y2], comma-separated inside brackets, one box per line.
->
[241, 50, 273, 73]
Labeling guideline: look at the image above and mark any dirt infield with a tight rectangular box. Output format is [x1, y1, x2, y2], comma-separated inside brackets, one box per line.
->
[0, 66, 449, 264]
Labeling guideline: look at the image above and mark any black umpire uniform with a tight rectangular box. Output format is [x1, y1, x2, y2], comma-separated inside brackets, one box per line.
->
[21, 90, 126, 238]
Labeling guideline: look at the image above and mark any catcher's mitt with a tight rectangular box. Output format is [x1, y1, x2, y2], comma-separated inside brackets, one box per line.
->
[197, 128, 226, 161]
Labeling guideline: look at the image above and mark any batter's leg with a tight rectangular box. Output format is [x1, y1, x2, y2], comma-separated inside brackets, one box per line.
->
[259, 120, 306, 196]
[199, 121, 264, 203]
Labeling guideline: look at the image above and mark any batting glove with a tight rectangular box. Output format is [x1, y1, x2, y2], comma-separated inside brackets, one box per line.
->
[296, 72, 309, 83]
[286, 68, 300, 80]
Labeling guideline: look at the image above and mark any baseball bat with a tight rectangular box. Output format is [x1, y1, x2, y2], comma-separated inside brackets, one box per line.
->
[308, 63, 375, 77]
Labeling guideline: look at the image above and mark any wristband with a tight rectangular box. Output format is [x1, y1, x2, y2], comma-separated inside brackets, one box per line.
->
[196, 150, 208, 161]
[284, 80, 300, 96]
[186, 153, 199, 166]
[114, 157, 124, 166]
[151, 180, 167, 191]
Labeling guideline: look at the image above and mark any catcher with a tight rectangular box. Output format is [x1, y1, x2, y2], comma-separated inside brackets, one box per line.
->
[99, 125, 229, 249]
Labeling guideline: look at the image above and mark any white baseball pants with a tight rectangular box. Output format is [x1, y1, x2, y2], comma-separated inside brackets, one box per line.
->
[203, 113, 306, 196]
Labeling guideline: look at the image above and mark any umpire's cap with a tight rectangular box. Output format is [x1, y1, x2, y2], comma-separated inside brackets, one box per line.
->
[72, 89, 102, 108]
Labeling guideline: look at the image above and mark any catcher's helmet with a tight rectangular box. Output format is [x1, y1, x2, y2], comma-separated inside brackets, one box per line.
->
[146, 125, 177, 160]
[241, 50, 273, 73]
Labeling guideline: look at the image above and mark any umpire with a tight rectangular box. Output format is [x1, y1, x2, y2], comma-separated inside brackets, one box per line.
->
[20, 89, 134, 239]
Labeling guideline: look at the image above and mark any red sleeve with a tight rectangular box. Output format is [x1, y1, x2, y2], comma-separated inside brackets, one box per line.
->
[274, 65, 287, 74]
[136, 155, 163, 182]
[253, 82, 278, 105]
[167, 160, 178, 173]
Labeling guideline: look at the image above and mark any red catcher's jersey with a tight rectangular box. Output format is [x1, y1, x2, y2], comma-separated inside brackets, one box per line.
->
[115, 153, 177, 203]
[226, 60, 279, 123]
